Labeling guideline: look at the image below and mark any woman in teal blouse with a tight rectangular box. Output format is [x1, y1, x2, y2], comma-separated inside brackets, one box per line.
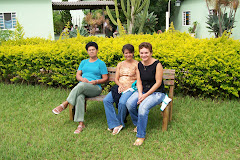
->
[52, 42, 108, 134]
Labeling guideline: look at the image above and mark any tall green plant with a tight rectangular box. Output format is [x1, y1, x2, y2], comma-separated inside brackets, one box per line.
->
[106, 0, 150, 34]
[106, 0, 125, 35]
[14, 20, 25, 40]
[206, 13, 234, 37]
[133, 11, 158, 34]
[205, 0, 239, 38]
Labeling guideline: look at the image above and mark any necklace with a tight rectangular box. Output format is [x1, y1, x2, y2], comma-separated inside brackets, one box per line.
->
[143, 65, 147, 71]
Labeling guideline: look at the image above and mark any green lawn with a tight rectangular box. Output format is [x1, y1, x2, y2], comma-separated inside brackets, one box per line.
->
[0, 83, 239, 159]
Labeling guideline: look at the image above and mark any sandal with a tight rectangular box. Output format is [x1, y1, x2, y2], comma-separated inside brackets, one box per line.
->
[52, 104, 66, 115]
[74, 125, 85, 134]
[107, 128, 113, 132]
[112, 125, 123, 135]
[133, 138, 145, 146]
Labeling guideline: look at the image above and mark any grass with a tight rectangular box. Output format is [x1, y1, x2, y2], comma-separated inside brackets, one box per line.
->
[0, 83, 239, 159]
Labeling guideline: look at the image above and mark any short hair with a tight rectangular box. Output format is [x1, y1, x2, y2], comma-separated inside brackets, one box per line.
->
[85, 42, 98, 50]
[139, 42, 152, 53]
[122, 44, 134, 53]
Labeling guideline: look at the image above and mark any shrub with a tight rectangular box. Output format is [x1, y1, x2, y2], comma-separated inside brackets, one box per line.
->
[0, 29, 14, 44]
[0, 30, 239, 98]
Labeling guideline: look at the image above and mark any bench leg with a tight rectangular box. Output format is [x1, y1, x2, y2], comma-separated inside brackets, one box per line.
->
[169, 101, 173, 122]
[69, 104, 74, 121]
[162, 104, 170, 131]
[169, 86, 174, 122]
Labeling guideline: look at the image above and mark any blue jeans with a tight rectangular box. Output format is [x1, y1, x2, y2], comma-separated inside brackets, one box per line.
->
[126, 91, 165, 138]
[103, 90, 134, 129]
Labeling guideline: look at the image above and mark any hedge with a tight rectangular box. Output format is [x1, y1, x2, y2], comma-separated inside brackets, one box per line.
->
[0, 30, 239, 98]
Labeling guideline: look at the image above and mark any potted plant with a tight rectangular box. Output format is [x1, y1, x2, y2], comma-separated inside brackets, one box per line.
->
[188, 21, 198, 37]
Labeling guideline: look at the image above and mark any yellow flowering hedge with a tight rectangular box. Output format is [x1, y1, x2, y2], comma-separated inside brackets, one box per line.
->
[0, 31, 239, 98]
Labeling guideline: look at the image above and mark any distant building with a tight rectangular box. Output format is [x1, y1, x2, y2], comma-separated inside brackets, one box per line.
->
[0, 0, 55, 40]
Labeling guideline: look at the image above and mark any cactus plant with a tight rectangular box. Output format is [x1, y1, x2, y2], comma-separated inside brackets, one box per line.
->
[106, 0, 126, 35]
[106, 0, 150, 34]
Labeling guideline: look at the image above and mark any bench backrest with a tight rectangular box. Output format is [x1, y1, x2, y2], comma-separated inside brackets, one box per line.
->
[107, 67, 175, 86]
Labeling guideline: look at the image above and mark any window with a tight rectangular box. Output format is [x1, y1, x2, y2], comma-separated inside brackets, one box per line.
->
[0, 12, 17, 29]
[182, 11, 191, 26]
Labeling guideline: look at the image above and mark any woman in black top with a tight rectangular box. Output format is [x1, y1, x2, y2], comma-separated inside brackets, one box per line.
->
[126, 42, 165, 146]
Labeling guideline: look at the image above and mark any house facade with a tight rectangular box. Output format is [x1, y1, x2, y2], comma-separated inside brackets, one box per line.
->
[0, 0, 55, 40]
[172, 0, 240, 39]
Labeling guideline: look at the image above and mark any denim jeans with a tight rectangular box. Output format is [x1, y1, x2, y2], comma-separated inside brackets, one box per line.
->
[103, 90, 134, 129]
[126, 91, 165, 138]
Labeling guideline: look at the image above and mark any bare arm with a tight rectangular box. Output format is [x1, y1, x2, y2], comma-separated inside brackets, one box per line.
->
[76, 70, 89, 82]
[114, 62, 122, 86]
[89, 74, 108, 85]
[136, 69, 143, 94]
[77, 70, 108, 85]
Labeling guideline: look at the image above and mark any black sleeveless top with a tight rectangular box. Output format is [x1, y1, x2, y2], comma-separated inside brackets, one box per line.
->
[138, 60, 165, 93]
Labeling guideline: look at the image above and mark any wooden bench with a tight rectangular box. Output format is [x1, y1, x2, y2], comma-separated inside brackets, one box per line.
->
[69, 67, 175, 131]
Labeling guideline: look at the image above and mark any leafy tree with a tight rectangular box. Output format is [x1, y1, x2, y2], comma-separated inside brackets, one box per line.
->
[53, 10, 72, 35]
[61, 0, 72, 25]
[53, 11, 65, 34]
[149, 0, 185, 31]
[53, 0, 72, 35]
[149, 0, 168, 31]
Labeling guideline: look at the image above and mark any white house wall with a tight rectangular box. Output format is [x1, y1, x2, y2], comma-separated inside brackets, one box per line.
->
[0, 0, 54, 40]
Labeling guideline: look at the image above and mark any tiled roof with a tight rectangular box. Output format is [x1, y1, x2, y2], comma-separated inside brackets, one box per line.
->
[52, 1, 115, 10]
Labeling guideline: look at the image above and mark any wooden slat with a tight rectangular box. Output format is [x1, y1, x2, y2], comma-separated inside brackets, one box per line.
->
[163, 80, 174, 86]
[108, 73, 115, 81]
[163, 74, 175, 80]
[107, 67, 175, 82]
[107, 67, 116, 72]
[86, 95, 106, 101]
[163, 69, 175, 74]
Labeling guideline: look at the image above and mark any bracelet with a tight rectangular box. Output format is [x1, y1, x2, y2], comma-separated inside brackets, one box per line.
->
[96, 80, 98, 84]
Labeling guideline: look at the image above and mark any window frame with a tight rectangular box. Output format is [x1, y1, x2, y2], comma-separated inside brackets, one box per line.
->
[0, 12, 17, 30]
[182, 11, 191, 26]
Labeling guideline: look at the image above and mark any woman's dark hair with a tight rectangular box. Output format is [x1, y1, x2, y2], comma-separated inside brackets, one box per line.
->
[85, 42, 98, 50]
[139, 42, 152, 53]
[122, 44, 134, 53]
